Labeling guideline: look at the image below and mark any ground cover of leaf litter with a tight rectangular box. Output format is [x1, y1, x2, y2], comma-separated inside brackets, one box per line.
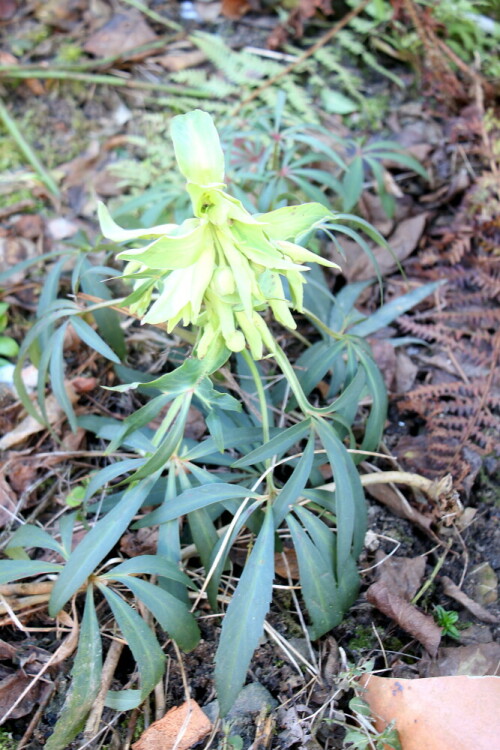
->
[0, 1, 499, 749]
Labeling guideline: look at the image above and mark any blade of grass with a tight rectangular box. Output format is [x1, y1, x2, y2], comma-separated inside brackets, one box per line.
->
[0, 97, 60, 197]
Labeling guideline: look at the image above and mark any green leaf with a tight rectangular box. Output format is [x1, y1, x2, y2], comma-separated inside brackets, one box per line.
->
[0, 336, 19, 358]
[0, 560, 63, 585]
[99, 585, 165, 709]
[49, 473, 160, 616]
[134, 483, 261, 528]
[102, 555, 197, 591]
[348, 280, 444, 337]
[357, 347, 387, 454]
[287, 513, 342, 639]
[128, 395, 192, 482]
[342, 156, 364, 211]
[315, 419, 366, 566]
[69, 316, 121, 364]
[81, 261, 125, 359]
[49, 322, 77, 432]
[273, 435, 315, 526]
[232, 420, 311, 468]
[83, 458, 146, 503]
[257, 203, 334, 241]
[7, 525, 66, 559]
[103, 394, 173, 454]
[97, 201, 176, 242]
[112, 575, 200, 652]
[45, 588, 102, 750]
[214, 504, 275, 716]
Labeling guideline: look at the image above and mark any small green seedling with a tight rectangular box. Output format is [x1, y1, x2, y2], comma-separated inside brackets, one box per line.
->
[434, 605, 461, 640]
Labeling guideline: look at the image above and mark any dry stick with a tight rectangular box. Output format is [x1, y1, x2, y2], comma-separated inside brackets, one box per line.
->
[231, 0, 371, 116]
[84, 637, 125, 739]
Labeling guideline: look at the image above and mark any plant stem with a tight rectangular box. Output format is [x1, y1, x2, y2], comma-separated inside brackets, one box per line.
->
[241, 349, 275, 493]
[0, 97, 60, 197]
[0, 69, 208, 98]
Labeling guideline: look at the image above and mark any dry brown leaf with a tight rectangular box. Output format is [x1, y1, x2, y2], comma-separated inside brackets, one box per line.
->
[0, 670, 50, 720]
[420, 642, 500, 677]
[120, 527, 159, 558]
[275, 549, 300, 580]
[84, 10, 158, 59]
[0, 473, 17, 528]
[366, 581, 442, 656]
[359, 674, 500, 750]
[132, 700, 212, 750]
[376, 554, 426, 600]
[331, 213, 428, 281]
[441, 576, 498, 624]
[0, 382, 78, 450]
[221, 0, 252, 19]
[0, 237, 37, 285]
[364, 481, 434, 537]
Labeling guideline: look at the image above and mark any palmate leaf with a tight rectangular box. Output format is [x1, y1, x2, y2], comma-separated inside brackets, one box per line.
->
[110, 575, 200, 652]
[287, 513, 342, 640]
[69, 315, 121, 364]
[49, 473, 161, 616]
[355, 345, 388, 454]
[49, 322, 77, 431]
[214, 504, 275, 716]
[45, 588, 102, 750]
[99, 585, 165, 710]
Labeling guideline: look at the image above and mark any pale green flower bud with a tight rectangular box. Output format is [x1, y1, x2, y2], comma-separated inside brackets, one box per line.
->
[212, 267, 236, 296]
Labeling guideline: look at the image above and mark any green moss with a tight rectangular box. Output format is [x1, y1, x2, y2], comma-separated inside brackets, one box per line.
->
[348, 625, 375, 652]
[0, 729, 16, 750]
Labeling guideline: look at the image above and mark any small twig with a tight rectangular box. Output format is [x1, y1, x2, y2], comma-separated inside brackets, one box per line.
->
[412, 540, 453, 606]
[232, 0, 371, 115]
[0, 97, 60, 197]
[84, 637, 125, 739]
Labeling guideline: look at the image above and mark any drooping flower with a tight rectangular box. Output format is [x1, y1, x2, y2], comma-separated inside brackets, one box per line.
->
[98, 109, 340, 359]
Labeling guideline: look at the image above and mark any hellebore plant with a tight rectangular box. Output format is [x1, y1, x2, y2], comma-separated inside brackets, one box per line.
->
[98, 109, 340, 368]
[2, 108, 407, 744]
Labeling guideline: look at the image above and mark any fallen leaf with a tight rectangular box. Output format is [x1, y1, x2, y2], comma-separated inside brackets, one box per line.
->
[275, 549, 300, 580]
[420, 642, 500, 677]
[120, 527, 159, 557]
[359, 674, 500, 750]
[132, 700, 212, 750]
[364, 480, 434, 537]
[0, 0, 17, 21]
[0, 473, 17, 528]
[331, 213, 428, 281]
[0, 669, 50, 720]
[441, 576, 498, 624]
[84, 10, 158, 60]
[375, 554, 426, 600]
[394, 351, 418, 393]
[366, 582, 441, 655]
[0, 237, 37, 285]
[221, 0, 252, 19]
[13, 214, 44, 240]
[0, 382, 78, 450]
[467, 563, 498, 606]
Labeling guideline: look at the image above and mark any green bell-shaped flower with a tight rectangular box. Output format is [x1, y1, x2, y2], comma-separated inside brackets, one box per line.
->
[98, 109, 340, 360]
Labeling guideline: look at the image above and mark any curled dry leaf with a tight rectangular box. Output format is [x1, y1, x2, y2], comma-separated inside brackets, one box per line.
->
[0, 472, 17, 528]
[132, 700, 212, 750]
[441, 576, 498, 624]
[359, 673, 500, 750]
[366, 580, 442, 656]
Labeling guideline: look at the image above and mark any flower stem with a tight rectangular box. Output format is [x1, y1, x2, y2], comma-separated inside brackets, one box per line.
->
[241, 349, 275, 493]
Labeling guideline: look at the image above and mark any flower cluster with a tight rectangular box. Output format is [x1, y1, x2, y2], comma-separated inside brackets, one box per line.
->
[98, 110, 339, 359]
